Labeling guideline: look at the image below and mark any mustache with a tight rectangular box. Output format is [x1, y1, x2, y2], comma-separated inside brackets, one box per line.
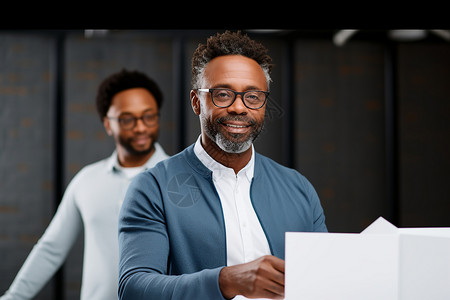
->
[130, 133, 152, 139]
[216, 115, 256, 126]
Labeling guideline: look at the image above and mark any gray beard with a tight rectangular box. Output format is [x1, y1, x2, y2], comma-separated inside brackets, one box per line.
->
[213, 131, 253, 153]
[201, 114, 264, 154]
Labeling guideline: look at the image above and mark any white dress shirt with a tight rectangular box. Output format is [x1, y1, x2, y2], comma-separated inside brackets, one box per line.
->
[194, 136, 272, 300]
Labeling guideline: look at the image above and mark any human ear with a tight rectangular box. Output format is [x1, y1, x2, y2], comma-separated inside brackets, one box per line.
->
[103, 117, 113, 136]
[190, 90, 200, 115]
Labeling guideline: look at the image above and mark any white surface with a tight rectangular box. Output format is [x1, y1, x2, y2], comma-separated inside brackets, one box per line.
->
[285, 217, 450, 300]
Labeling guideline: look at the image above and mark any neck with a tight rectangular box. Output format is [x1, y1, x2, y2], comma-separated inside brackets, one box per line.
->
[117, 145, 155, 168]
[201, 136, 252, 174]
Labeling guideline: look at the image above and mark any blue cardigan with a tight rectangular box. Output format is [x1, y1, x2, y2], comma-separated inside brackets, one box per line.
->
[118, 144, 327, 299]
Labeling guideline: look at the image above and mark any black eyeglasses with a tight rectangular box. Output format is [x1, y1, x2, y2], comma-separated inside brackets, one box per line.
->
[197, 88, 269, 109]
[107, 113, 159, 130]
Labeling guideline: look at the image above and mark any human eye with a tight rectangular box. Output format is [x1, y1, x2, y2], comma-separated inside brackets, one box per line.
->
[143, 113, 153, 119]
[213, 89, 233, 101]
[244, 91, 263, 103]
[143, 113, 157, 122]
[119, 115, 135, 126]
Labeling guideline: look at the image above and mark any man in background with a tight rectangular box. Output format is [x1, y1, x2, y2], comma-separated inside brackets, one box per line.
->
[1, 69, 169, 300]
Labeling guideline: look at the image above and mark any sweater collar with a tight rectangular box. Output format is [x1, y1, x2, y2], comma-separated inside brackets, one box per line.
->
[106, 142, 168, 173]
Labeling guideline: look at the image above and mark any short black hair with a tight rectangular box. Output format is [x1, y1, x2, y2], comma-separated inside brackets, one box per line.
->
[191, 30, 273, 89]
[95, 69, 163, 121]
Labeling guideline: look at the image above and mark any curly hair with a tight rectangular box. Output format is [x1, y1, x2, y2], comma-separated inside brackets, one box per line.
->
[191, 31, 273, 90]
[95, 69, 163, 121]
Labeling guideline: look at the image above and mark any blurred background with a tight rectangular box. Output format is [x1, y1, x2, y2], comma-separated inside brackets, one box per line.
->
[1, 29, 449, 299]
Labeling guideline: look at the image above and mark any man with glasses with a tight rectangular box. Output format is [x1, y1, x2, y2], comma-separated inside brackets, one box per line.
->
[1, 69, 169, 300]
[118, 31, 327, 300]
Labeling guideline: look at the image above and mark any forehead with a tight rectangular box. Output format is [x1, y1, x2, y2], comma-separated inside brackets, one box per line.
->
[109, 88, 157, 115]
[203, 55, 268, 90]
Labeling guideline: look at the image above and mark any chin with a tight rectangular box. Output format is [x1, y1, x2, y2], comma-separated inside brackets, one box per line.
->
[216, 134, 253, 154]
[126, 144, 154, 156]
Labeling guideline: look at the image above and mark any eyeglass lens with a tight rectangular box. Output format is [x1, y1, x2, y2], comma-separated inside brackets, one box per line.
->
[211, 89, 267, 109]
[119, 114, 158, 129]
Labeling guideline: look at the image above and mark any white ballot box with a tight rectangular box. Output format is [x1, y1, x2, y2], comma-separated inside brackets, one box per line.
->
[285, 217, 450, 300]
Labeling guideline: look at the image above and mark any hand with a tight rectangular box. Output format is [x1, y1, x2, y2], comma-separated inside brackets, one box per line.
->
[219, 255, 285, 299]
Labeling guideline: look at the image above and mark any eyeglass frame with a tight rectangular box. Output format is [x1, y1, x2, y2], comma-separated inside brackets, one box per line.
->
[197, 88, 269, 110]
[107, 112, 160, 130]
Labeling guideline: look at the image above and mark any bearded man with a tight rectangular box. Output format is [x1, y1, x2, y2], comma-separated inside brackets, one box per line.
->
[1, 69, 169, 300]
[118, 31, 327, 300]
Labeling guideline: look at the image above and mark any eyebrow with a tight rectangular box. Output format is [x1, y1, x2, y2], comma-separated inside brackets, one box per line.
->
[212, 83, 265, 91]
[118, 108, 156, 117]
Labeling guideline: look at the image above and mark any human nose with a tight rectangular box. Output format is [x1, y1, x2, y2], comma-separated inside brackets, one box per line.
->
[133, 117, 147, 131]
[227, 94, 247, 114]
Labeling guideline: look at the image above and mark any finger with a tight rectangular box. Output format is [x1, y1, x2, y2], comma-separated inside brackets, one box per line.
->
[265, 280, 284, 296]
[271, 269, 285, 286]
[261, 257, 285, 285]
[269, 256, 285, 273]
[260, 277, 285, 298]
[260, 290, 285, 300]
[255, 268, 285, 297]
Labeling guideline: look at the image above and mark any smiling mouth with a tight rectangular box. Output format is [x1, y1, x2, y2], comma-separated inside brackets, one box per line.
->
[220, 122, 253, 136]
[224, 123, 250, 128]
[216, 116, 256, 135]
[132, 135, 150, 145]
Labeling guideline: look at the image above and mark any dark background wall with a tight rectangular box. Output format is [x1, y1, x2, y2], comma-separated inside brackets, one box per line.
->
[1, 29, 449, 299]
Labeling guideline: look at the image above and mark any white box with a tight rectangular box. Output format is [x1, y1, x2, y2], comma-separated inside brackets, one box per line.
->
[285, 217, 450, 300]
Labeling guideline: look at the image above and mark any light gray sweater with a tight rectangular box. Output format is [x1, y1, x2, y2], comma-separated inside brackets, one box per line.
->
[1, 143, 168, 300]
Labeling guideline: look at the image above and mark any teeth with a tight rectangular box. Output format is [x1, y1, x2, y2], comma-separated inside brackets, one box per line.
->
[226, 124, 246, 128]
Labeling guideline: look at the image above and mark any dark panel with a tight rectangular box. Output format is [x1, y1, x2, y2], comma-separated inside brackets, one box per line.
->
[294, 40, 388, 232]
[251, 37, 285, 165]
[0, 33, 56, 300]
[184, 34, 209, 147]
[398, 43, 450, 227]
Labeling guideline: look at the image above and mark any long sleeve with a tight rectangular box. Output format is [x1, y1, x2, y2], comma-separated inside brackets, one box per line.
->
[1, 180, 83, 300]
[118, 171, 226, 300]
[118, 146, 327, 299]
[306, 176, 327, 233]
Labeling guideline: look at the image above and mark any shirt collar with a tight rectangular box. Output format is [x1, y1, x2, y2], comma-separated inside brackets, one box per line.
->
[193, 135, 254, 182]
[106, 142, 168, 173]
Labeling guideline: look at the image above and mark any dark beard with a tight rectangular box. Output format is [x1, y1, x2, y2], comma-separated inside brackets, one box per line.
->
[119, 135, 156, 156]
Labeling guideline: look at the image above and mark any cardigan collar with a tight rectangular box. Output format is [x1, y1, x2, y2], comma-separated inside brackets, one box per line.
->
[192, 136, 254, 182]
[183, 139, 258, 182]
